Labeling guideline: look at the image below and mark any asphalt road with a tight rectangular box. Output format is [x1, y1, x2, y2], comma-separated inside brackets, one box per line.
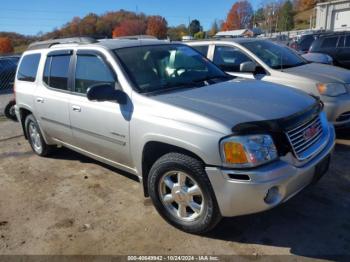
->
[0, 118, 349, 260]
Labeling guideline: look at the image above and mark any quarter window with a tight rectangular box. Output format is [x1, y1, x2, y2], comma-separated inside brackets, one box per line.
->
[17, 54, 41, 82]
[321, 37, 338, 48]
[213, 46, 252, 72]
[43, 55, 71, 90]
[75, 55, 115, 94]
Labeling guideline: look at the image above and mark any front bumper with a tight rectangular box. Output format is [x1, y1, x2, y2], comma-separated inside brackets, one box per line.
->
[206, 124, 335, 217]
[323, 94, 350, 127]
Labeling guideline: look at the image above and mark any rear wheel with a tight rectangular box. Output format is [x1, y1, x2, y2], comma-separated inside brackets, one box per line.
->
[25, 114, 54, 156]
[4, 100, 17, 121]
[148, 153, 221, 234]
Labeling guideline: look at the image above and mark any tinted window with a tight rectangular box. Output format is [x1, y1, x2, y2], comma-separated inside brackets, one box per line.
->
[43, 55, 71, 90]
[17, 54, 41, 82]
[299, 35, 315, 51]
[338, 36, 345, 47]
[345, 35, 350, 47]
[192, 45, 209, 56]
[114, 44, 228, 93]
[321, 37, 338, 48]
[75, 55, 115, 94]
[213, 46, 252, 72]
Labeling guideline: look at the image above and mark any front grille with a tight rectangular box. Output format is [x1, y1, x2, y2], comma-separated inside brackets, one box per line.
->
[286, 115, 324, 160]
[336, 111, 350, 122]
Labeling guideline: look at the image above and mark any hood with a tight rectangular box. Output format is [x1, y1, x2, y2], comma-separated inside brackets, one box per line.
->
[152, 78, 316, 128]
[282, 63, 350, 84]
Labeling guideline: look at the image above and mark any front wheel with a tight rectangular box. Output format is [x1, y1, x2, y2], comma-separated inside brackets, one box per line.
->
[148, 153, 222, 234]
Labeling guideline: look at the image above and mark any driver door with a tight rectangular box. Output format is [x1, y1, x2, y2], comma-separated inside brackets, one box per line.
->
[212, 45, 264, 79]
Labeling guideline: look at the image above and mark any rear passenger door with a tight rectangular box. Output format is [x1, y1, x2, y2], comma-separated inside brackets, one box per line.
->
[69, 50, 131, 167]
[34, 50, 74, 144]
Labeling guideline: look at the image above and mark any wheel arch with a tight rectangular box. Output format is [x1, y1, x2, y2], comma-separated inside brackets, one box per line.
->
[141, 140, 207, 197]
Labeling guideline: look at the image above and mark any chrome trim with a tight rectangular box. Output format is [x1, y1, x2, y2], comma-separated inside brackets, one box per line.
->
[286, 113, 330, 161]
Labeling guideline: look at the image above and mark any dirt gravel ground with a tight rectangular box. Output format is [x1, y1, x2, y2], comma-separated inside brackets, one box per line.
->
[0, 117, 349, 259]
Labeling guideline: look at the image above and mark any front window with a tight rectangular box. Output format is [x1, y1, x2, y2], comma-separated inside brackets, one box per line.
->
[241, 40, 307, 69]
[114, 44, 229, 94]
[213, 46, 253, 72]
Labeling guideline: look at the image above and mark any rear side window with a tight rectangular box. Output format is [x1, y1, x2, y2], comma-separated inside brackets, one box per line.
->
[75, 55, 115, 94]
[17, 54, 41, 82]
[43, 55, 71, 90]
[321, 37, 338, 48]
[192, 45, 209, 56]
[345, 35, 350, 47]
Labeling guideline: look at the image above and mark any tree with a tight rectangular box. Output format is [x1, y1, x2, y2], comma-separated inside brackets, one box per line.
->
[208, 20, 219, 37]
[146, 16, 168, 39]
[0, 37, 14, 54]
[80, 13, 99, 36]
[194, 31, 205, 39]
[167, 24, 189, 40]
[222, 0, 253, 30]
[278, 0, 294, 31]
[189, 19, 201, 36]
[295, 0, 316, 11]
[254, 8, 265, 25]
[112, 19, 147, 38]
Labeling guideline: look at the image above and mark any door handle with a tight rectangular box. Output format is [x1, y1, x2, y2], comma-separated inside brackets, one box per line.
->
[72, 105, 81, 112]
[36, 97, 44, 103]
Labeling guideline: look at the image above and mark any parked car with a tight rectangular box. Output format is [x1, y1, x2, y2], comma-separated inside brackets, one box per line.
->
[15, 37, 335, 233]
[290, 31, 328, 54]
[309, 31, 350, 69]
[0, 56, 20, 89]
[187, 38, 350, 128]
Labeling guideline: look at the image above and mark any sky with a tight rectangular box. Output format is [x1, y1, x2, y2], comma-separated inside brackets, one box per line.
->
[0, 0, 263, 35]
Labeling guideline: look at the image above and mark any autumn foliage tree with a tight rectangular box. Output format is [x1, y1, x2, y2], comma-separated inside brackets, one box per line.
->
[222, 0, 253, 31]
[112, 19, 147, 37]
[146, 16, 168, 39]
[0, 37, 14, 54]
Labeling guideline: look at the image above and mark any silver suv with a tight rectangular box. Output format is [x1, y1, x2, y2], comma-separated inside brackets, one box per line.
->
[15, 37, 335, 233]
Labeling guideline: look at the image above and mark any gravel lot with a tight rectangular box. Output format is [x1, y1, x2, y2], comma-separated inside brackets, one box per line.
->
[0, 117, 349, 259]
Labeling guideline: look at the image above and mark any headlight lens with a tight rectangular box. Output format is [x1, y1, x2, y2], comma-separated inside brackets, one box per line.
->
[316, 83, 347, 97]
[220, 135, 278, 168]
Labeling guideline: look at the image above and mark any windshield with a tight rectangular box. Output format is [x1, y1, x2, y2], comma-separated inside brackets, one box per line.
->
[241, 40, 307, 69]
[114, 44, 230, 94]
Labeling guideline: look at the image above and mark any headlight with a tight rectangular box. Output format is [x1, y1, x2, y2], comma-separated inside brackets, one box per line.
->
[316, 83, 347, 97]
[220, 134, 278, 168]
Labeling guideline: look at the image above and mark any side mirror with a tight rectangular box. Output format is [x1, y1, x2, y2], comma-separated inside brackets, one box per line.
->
[240, 61, 257, 73]
[87, 83, 127, 104]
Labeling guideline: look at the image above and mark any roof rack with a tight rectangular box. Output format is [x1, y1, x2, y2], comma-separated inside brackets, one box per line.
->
[112, 35, 158, 40]
[27, 37, 98, 51]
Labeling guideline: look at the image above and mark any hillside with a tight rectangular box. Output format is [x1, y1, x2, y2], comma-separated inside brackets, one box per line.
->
[294, 8, 315, 30]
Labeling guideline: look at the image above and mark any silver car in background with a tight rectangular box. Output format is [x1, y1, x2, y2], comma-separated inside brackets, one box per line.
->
[187, 39, 350, 128]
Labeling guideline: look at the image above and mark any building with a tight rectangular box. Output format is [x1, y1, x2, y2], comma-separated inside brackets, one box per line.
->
[215, 29, 255, 38]
[315, 0, 350, 31]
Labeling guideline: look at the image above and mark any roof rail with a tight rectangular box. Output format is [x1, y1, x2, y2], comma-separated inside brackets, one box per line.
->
[27, 37, 98, 51]
[112, 35, 158, 40]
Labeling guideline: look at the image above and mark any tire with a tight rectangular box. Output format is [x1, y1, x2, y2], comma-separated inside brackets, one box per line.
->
[25, 114, 54, 156]
[148, 152, 222, 234]
[4, 100, 17, 122]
